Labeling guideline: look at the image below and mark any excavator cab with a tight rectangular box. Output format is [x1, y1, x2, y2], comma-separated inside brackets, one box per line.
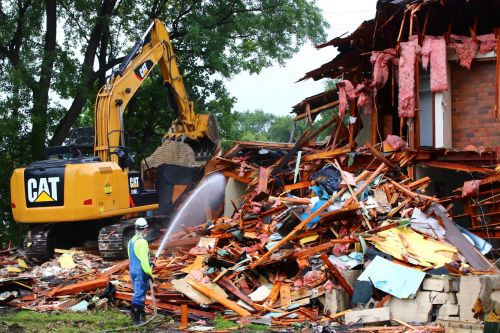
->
[45, 127, 95, 160]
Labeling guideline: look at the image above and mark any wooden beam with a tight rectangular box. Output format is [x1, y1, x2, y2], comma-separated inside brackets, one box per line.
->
[284, 181, 311, 192]
[344, 163, 386, 206]
[418, 160, 496, 175]
[320, 203, 360, 219]
[302, 147, 351, 161]
[185, 278, 251, 317]
[53, 276, 109, 296]
[114, 291, 216, 319]
[179, 304, 188, 330]
[280, 284, 291, 308]
[320, 253, 353, 296]
[365, 141, 398, 173]
[98, 260, 129, 278]
[250, 188, 347, 269]
[250, 168, 373, 269]
[292, 239, 357, 259]
[215, 276, 256, 312]
[389, 179, 438, 202]
[293, 100, 340, 121]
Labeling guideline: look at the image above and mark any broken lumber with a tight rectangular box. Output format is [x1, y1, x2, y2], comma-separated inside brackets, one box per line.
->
[185, 278, 251, 316]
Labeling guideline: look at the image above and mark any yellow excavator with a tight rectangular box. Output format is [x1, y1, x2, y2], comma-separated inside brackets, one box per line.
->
[10, 20, 219, 261]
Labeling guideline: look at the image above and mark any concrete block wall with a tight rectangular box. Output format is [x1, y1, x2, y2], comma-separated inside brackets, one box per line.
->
[387, 274, 500, 324]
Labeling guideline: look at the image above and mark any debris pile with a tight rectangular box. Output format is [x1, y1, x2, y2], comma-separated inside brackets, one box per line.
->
[2, 138, 499, 330]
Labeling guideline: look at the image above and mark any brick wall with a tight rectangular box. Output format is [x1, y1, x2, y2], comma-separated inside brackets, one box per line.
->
[450, 60, 500, 148]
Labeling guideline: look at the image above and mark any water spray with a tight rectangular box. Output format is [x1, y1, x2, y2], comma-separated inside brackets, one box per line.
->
[154, 172, 226, 259]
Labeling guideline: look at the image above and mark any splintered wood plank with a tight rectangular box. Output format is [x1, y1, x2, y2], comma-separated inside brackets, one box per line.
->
[320, 253, 353, 296]
[265, 282, 281, 307]
[222, 171, 253, 184]
[250, 188, 347, 269]
[185, 278, 251, 317]
[179, 303, 188, 330]
[53, 276, 109, 296]
[302, 147, 351, 161]
[320, 203, 359, 219]
[292, 239, 357, 259]
[284, 181, 311, 192]
[256, 167, 269, 194]
[344, 163, 386, 206]
[390, 179, 438, 202]
[98, 260, 129, 277]
[216, 276, 255, 311]
[417, 161, 496, 175]
[114, 291, 216, 319]
[280, 284, 291, 308]
[407, 176, 431, 190]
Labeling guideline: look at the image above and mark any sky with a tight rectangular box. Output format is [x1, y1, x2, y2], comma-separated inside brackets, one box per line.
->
[226, 0, 378, 116]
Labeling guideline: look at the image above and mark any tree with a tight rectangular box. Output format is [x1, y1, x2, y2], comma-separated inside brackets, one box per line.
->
[0, 0, 328, 245]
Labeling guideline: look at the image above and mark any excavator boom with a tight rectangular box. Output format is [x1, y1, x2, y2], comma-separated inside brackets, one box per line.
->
[95, 19, 219, 163]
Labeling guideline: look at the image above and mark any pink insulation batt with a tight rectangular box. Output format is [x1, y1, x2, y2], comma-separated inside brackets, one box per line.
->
[337, 80, 355, 118]
[356, 83, 374, 114]
[370, 48, 398, 89]
[450, 35, 478, 69]
[398, 37, 420, 118]
[477, 34, 497, 54]
[421, 36, 448, 92]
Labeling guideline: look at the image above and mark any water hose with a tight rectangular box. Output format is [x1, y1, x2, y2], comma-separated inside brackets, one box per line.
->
[99, 279, 158, 332]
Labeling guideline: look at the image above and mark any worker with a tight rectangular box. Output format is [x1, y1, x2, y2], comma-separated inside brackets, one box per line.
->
[127, 217, 154, 325]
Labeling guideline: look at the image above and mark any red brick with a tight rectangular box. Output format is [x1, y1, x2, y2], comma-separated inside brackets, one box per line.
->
[451, 61, 500, 148]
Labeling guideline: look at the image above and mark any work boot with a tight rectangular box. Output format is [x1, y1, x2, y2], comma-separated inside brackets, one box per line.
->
[139, 306, 146, 323]
[131, 305, 144, 325]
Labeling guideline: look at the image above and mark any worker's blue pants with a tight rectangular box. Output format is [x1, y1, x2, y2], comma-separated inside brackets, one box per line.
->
[130, 269, 149, 307]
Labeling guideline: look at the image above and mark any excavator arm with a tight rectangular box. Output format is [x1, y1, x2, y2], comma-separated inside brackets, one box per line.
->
[94, 19, 219, 163]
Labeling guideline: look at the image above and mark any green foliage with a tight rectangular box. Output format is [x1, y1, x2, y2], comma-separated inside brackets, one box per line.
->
[0, 0, 328, 245]
[224, 106, 339, 150]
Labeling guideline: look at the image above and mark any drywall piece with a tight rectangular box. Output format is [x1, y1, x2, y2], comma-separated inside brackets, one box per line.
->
[358, 256, 425, 298]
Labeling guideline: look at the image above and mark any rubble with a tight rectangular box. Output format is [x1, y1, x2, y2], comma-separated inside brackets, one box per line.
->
[2, 0, 500, 331]
[1, 136, 499, 331]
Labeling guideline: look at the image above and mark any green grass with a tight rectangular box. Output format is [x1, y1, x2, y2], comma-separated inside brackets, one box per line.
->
[0, 310, 271, 332]
[213, 316, 269, 332]
[0, 309, 163, 333]
[213, 317, 239, 330]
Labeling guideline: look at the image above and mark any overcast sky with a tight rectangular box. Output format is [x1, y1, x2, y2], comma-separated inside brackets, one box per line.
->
[226, 0, 378, 116]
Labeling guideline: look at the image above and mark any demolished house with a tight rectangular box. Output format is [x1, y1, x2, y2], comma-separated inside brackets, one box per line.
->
[1, 0, 500, 331]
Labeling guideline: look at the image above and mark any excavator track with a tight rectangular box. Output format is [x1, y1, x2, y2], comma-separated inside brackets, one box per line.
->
[98, 220, 136, 260]
[23, 226, 53, 263]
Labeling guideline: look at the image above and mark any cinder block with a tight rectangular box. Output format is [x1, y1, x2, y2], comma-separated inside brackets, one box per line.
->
[423, 277, 445, 291]
[459, 305, 476, 320]
[322, 289, 349, 314]
[429, 291, 449, 304]
[344, 307, 391, 324]
[447, 293, 457, 304]
[388, 296, 432, 324]
[438, 303, 459, 317]
[321, 269, 361, 315]
[456, 292, 479, 306]
[459, 276, 481, 293]
[443, 276, 459, 292]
